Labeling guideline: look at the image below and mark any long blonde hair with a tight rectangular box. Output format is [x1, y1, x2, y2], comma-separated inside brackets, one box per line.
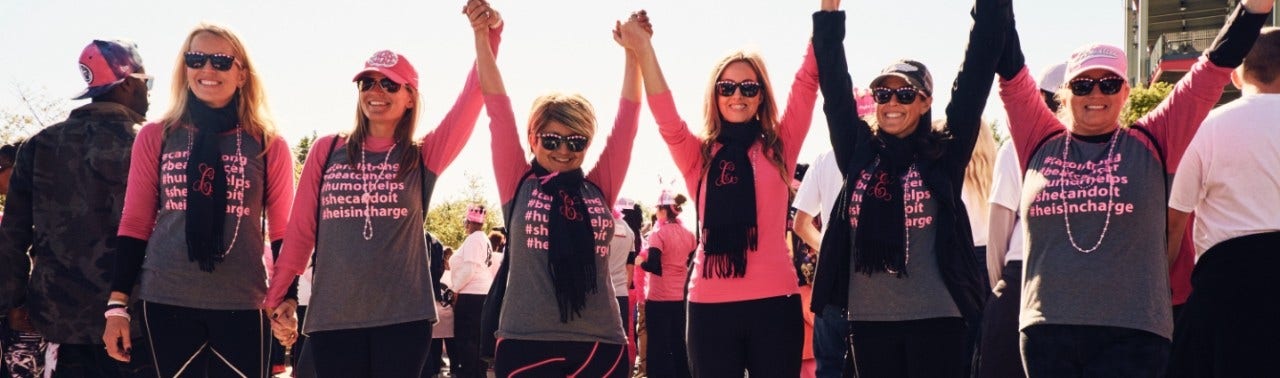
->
[963, 120, 997, 218]
[161, 22, 277, 155]
[700, 50, 789, 191]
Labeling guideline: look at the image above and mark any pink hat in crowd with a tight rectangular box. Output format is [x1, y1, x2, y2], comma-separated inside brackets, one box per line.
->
[352, 50, 419, 90]
[464, 204, 486, 224]
[854, 87, 877, 117]
[73, 39, 149, 100]
[1037, 62, 1068, 92]
[1065, 44, 1127, 82]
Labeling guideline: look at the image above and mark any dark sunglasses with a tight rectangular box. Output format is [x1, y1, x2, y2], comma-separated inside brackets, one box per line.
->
[1069, 76, 1126, 96]
[356, 77, 403, 93]
[537, 133, 589, 152]
[715, 80, 763, 98]
[872, 86, 921, 105]
[183, 51, 238, 71]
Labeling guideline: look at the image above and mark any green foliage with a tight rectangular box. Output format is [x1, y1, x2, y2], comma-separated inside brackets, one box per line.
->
[425, 172, 501, 248]
[1121, 81, 1175, 127]
[292, 131, 317, 180]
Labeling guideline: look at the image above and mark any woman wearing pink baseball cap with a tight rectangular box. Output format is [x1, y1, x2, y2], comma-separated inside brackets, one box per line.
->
[807, 0, 1006, 375]
[995, 0, 1273, 374]
[638, 189, 694, 378]
[474, 1, 641, 375]
[261, 3, 505, 376]
[104, 22, 296, 377]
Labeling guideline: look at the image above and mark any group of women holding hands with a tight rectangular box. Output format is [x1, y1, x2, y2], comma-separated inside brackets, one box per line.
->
[95, 0, 1274, 376]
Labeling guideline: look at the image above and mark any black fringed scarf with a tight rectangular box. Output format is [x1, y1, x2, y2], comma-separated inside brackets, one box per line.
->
[185, 91, 239, 272]
[531, 160, 597, 323]
[853, 132, 914, 277]
[701, 119, 760, 278]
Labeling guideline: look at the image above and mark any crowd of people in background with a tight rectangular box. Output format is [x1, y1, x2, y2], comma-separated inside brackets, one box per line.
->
[0, 0, 1277, 377]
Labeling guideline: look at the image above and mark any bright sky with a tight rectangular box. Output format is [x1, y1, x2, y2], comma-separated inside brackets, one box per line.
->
[0, 0, 1121, 220]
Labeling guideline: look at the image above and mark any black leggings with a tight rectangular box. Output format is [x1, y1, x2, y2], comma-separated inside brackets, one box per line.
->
[645, 300, 690, 378]
[687, 295, 803, 377]
[493, 339, 627, 378]
[139, 301, 270, 378]
[849, 317, 967, 378]
[452, 294, 488, 378]
[307, 319, 433, 378]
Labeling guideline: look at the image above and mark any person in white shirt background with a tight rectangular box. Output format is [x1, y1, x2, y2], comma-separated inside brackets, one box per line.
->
[449, 204, 496, 378]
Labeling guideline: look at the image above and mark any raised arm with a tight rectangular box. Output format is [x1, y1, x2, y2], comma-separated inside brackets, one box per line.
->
[942, 0, 1011, 171]
[622, 12, 704, 190]
[812, 6, 871, 175]
[996, 11, 1065, 170]
[588, 29, 644, 204]
[473, 3, 528, 202]
[420, 3, 505, 174]
[1134, 1, 1272, 171]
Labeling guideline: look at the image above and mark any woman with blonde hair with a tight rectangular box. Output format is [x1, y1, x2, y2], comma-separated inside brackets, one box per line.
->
[261, 3, 504, 376]
[962, 121, 996, 277]
[618, 7, 820, 375]
[476, 2, 640, 375]
[103, 22, 295, 377]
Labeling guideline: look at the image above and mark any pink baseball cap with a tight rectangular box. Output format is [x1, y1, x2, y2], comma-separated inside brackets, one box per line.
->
[464, 204, 486, 224]
[352, 50, 419, 90]
[1065, 44, 1127, 82]
[74, 39, 148, 100]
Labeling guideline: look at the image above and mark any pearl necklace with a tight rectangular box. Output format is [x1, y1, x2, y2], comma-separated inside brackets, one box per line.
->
[185, 127, 247, 257]
[1060, 131, 1119, 254]
[361, 142, 397, 240]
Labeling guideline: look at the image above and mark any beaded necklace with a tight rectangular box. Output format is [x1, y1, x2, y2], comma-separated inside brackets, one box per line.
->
[361, 142, 397, 240]
[1060, 131, 1119, 253]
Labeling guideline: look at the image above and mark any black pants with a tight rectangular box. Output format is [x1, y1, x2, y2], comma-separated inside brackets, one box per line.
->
[493, 339, 627, 378]
[139, 301, 270, 378]
[687, 295, 802, 377]
[1021, 324, 1168, 377]
[848, 317, 966, 378]
[47, 342, 156, 378]
[452, 294, 487, 378]
[422, 338, 459, 378]
[645, 300, 690, 378]
[1168, 232, 1280, 378]
[976, 261, 1025, 378]
[308, 319, 433, 378]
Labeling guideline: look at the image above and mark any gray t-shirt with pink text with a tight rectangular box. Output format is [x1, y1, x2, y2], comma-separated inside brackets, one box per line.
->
[138, 126, 268, 310]
[1020, 131, 1172, 339]
[304, 144, 436, 333]
[497, 177, 626, 344]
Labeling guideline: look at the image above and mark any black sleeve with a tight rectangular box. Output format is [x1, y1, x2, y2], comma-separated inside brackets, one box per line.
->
[0, 140, 37, 310]
[813, 10, 874, 175]
[640, 247, 664, 276]
[1204, 3, 1272, 68]
[109, 236, 148, 294]
[996, 13, 1025, 80]
[626, 251, 638, 265]
[943, 0, 1013, 172]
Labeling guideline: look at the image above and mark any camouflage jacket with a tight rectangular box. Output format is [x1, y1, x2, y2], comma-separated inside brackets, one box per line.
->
[0, 102, 140, 344]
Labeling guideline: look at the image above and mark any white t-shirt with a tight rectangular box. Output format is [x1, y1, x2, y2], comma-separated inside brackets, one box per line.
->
[791, 150, 842, 237]
[608, 215, 636, 296]
[450, 231, 496, 294]
[1169, 93, 1280, 258]
[989, 142, 1025, 262]
[962, 186, 990, 247]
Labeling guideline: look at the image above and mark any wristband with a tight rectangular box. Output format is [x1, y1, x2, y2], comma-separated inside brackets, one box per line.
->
[104, 308, 131, 322]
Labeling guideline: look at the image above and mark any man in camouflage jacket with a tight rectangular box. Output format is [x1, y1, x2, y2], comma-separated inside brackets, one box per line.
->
[0, 39, 154, 377]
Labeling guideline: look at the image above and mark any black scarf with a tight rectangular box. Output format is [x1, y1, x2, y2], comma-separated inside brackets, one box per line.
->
[852, 126, 922, 277]
[531, 160, 597, 323]
[701, 119, 760, 278]
[185, 91, 239, 272]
